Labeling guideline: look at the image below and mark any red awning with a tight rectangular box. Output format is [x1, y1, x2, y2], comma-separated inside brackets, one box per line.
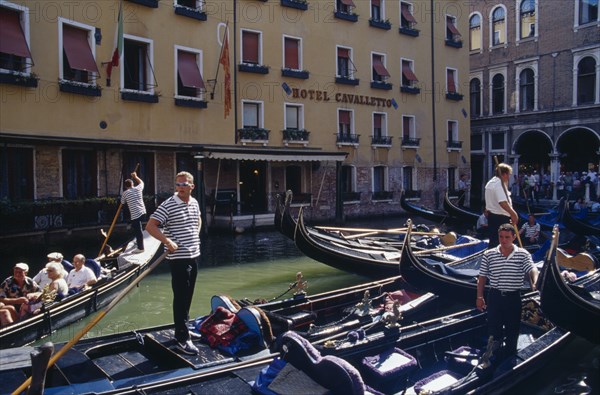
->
[284, 38, 299, 69]
[178, 51, 205, 89]
[242, 31, 259, 63]
[447, 17, 461, 35]
[340, 0, 356, 7]
[401, 4, 417, 23]
[371, 0, 380, 6]
[402, 64, 418, 81]
[63, 25, 99, 73]
[0, 7, 32, 58]
[373, 58, 390, 77]
[337, 48, 349, 58]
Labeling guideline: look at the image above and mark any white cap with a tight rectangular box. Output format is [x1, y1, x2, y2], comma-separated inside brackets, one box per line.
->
[47, 252, 63, 261]
[14, 262, 29, 272]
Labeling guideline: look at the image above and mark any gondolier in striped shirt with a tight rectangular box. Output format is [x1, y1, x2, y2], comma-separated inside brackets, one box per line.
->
[146, 171, 202, 355]
[476, 223, 538, 362]
[121, 172, 147, 253]
[484, 163, 519, 248]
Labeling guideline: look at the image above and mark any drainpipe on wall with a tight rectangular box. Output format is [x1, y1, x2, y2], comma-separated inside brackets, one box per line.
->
[335, 161, 343, 224]
[430, 0, 439, 207]
[233, 0, 239, 144]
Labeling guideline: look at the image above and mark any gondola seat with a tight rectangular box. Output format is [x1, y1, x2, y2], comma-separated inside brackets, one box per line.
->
[413, 369, 465, 394]
[361, 347, 417, 393]
[444, 346, 480, 375]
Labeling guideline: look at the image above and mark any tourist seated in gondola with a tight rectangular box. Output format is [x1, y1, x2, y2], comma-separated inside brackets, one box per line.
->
[0, 303, 17, 327]
[519, 214, 541, 245]
[0, 263, 41, 324]
[66, 254, 97, 294]
[476, 209, 489, 238]
[20, 261, 69, 317]
[33, 252, 70, 289]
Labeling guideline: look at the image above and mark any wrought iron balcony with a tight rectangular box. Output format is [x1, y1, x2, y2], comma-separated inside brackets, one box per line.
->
[282, 129, 310, 145]
[336, 133, 360, 145]
[401, 137, 420, 148]
[371, 135, 393, 146]
[446, 92, 464, 101]
[238, 127, 270, 144]
[446, 140, 463, 151]
[369, 18, 391, 30]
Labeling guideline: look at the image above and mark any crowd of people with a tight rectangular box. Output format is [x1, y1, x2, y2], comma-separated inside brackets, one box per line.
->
[0, 253, 101, 327]
[513, 169, 600, 203]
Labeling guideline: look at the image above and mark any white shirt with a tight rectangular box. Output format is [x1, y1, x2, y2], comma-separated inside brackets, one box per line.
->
[484, 176, 511, 216]
[66, 267, 97, 289]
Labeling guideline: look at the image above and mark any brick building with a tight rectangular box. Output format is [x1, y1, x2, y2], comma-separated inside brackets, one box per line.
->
[468, 0, 600, 204]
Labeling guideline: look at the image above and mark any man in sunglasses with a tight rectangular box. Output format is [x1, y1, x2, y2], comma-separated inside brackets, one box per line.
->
[147, 171, 202, 355]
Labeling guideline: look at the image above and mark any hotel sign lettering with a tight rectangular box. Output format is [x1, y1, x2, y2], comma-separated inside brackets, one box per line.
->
[290, 88, 394, 108]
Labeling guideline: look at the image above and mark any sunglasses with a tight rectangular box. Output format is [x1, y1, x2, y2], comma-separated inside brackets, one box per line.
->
[175, 182, 191, 187]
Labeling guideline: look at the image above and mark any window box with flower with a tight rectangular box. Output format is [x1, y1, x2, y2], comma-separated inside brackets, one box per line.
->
[281, 68, 309, 79]
[59, 79, 101, 97]
[282, 129, 310, 146]
[175, 96, 207, 108]
[281, 0, 308, 10]
[0, 71, 38, 88]
[239, 63, 269, 74]
[238, 127, 270, 145]
[174, 4, 207, 20]
[369, 18, 391, 30]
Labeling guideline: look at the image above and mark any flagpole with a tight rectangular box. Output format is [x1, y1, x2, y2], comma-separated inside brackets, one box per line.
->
[210, 21, 229, 100]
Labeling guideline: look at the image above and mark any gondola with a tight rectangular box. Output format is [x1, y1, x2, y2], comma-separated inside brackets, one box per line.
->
[400, 190, 451, 224]
[2, 275, 438, 394]
[443, 192, 479, 227]
[562, 199, 600, 236]
[0, 231, 162, 349]
[95, 293, 570, 395]
[539, 225, 600, 343]
[399, 219, 532, 304]
[274, 190, 297, 241]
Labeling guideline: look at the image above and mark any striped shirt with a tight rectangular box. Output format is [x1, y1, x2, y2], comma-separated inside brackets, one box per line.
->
[479, 245, 534, 291]
[150, 193, 201, 260]
[121, 182, 146, 220]
[521, 222, 540, 238]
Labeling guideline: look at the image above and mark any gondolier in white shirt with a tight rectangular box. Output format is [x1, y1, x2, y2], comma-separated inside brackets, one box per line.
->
[484, 163, 519, 248]
[146, 171, 202, 356]
[476, 223, 537, 363]
[121, 172, 147, 253]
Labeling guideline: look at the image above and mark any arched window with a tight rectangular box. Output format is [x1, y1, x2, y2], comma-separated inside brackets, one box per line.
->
[492, 7, 505, 46]
[578, 57, 597, 105]
[470, 78, 481, 117]
[519, 68, 535, 111]
[469, 14, 481, 51]
[492, 74, 505, 114]
[520, 0, 535, 39]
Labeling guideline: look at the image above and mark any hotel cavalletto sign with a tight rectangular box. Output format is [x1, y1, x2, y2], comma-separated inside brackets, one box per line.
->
[290, 88, 395, 108]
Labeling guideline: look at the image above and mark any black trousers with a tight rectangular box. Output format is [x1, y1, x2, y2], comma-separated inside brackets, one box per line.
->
[487, 289, 522, 357]
[487, 213, 510, 248]
[170, 257, 199, 342]
[131, 214, 145, 250]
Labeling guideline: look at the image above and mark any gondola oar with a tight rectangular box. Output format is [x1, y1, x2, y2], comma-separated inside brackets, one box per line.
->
[494, 156, 523, 247]
[98, 163, 140, 257]
[12, 249, 170, 395]
[341, 227, 409, 240]
[413, 239, 484, 255]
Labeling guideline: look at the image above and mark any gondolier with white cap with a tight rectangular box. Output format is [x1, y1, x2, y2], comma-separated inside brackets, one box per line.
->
[484, 162, 519, 248]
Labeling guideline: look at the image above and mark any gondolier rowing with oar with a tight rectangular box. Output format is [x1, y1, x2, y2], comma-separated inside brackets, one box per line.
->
[485, 159, 520, 248]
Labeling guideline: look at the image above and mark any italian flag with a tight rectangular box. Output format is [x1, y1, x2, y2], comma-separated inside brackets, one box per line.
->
[106, 1, 123, 85]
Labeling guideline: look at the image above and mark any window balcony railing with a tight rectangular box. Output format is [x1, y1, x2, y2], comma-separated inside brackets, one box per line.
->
[238, 63, 269, 74]
[282, 129, 310, 146]
[342, 191, 361, 202]
[371, 80, 393, 90]
[446, 140, 463, 151]
[369, 18, 391, 30]
[371, 135, 392, 146]
[0, 72, 38, 88]
[281, 0, 308, 10]
[334, 10, 358, 22]
[446, 92, 464, 101]
[335, 76, 360, 85]
[174, 4, 207, 20]
[238, 127, 270, 145]
[404, 189, 421, 199]
[59, 80, 101, 97]
[372, 191, 393, 201]
[127, 0, 158, 8]
[400, 85, 420, 94]
[281, 68, 309, 79]
[336, 133, 360, 145]
[401, 137, 420, 149]
[445, 36, 463, 48]
[399, 25, 419, 37]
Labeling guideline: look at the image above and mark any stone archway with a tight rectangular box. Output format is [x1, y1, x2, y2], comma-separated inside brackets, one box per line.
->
[513, 130, 553, 173]
[557, 128, 600, 172]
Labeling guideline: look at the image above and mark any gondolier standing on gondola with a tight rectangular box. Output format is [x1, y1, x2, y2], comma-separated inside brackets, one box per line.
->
[122, 172, 147, 253]
[146, 171, 202, 356]
[476, 223, 538, 364]
[484, 163, 519, 248]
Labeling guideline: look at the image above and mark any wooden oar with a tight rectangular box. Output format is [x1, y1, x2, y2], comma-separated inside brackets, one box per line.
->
[315, 225, 403, 233]
[342, 227, 409, 240]
[12, 250, 170, 395]
[413, 239, 484, 255]
[494, 156, 523, 248]
[97, 163, 140, 257]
